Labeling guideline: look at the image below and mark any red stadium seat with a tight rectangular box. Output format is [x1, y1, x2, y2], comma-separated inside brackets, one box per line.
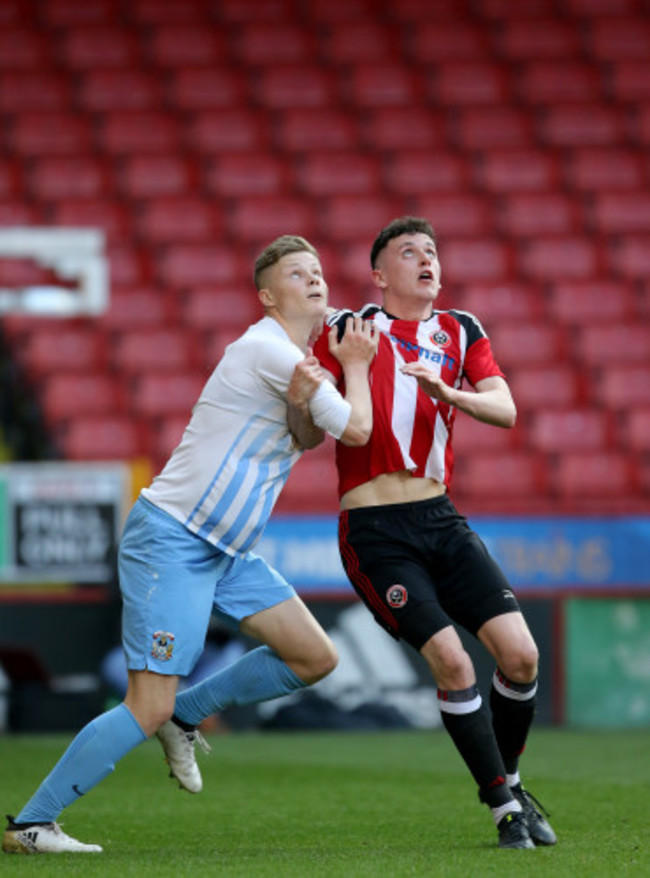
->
[452, 451, 546, 503]
[563, 0, 637, 13]
[136, 197, 220, 243]
[451, 106, 532, 149]
[167, 68, 248, 111]
[182, 287, 259, 331]
[411, 194, 495, 238]
[97, 111, 181, 153]
[596, 365, 650, 410]
[77, 69, 161, 111]
[0, 71, 70, 112]
[146, 25, 226, 67]
[0, 27, 49, 68]
[452, 282, 543, 323]
[632, 103, 650, 145]
[431, 61, 510, 106]
[386, 0, 461, 20]
[41, 0, 122, 25]
[488, 322, 566, 367]
[564, 148, 645, 190]
[439, 239, 513, 283]
[19, 327, 107, 376]
[585, 17, 650, 60]
[507, 364, 585, 409]
[274, 453, 339, 514]
[537, 104, 627, 147]
[204, 154, 288, 197]
[118, 154, 194, 198]
[235, 23, 315, 65]
[474, 149, 560, 191]
[609, 61, 650, 102]
[0, 200, 41, 226]
[320, 195, 406, 241]
[554, 452, 635, 500]
[362, 107, 445, 151]
[410, 22, 489, 62]
[185, 109, 269, 153]
[152, 415, 188, 464]
[97, 287, 176, 331]
[56, 26, 138, 68]
[344, 64, 423, 107]
[131, 372, 205, 418]
[295, 153, 381, 196]
[576, 323, 650, 365]
[128, 0, 205, 23]
[322, 22, 397, 64]
[623, 408, 650, 451]
[111, 328, 199, 374]
[216, 0, 294, 21]
[0, 159, 22, 198]
[158, 244, 244, 288]
[275, 109, 360, 152]
[107, 244, 149, 286]
[547, 279, 636, 323]
[40, 373, 126, 422]
[528, 409, 612, 453]
[50, 198, 131, 243]
[303, 0, 374, 21]
[494, 18, 581, 59]
[384, 151, 472, 194]
[497, 193, 581, 237]
[253, 65, 336, 109]
[609, 236, 650, 278]
[515, 61, 602, 104]
[590, 192, 650, 235]
[518, 236, 602, 280]
[9, 112, 93, 155]
[27, 156, 110, 200]
[59, 415, 148, 460]
[452, 414, 520, 454]
[202, 327, 245, 371]
[229, 196, 318, 243]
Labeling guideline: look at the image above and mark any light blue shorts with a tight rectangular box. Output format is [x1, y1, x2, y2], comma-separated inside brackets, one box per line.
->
[118, 496, 296, 676]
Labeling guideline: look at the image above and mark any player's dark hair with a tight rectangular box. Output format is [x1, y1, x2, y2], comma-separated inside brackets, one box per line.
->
[370, 217, 436, 268]
[254, 235, 319, 289]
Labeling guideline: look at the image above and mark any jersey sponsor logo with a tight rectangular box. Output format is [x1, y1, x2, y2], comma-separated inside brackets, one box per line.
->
[151, 630, 175, 661]
[389, 333, 455, 369]
[429, 330, 451, 348]
[386, 584, 408, 608]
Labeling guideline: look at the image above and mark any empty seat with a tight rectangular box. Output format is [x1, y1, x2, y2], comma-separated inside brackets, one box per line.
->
[507, 364, 584, 409]
[596, 365, 650, 410]
[322, 22, 396, 64]
[451, 106, 532, 149]
[564, 147, 645, 190]
[203, 327, 245, 370]
[0, 71, 70, 112]
[410, 22, 489, 61]
[384, 151, 471, 194]
[585, 17, 650, 60]
[274, 454, 339, 514]
[623, 408, 650, 451]
[19, 327, 106, 376]
[40, 372, 125, 422]
[50, 198, 130, 242]
[488, 322, 565, 367]
[474, 149, 560, 191]
[0, 201, 40, 225]
[518, 236, 601, 280]
[275, 108, 359, 152]
[59, 415, 147, 460]
[438, 239, 513, 283]
[319, 194, 405, 241]
[77, 69, 161, 111]
[362, 107, 444, 151]
[609, 235, 650, 278]
[158, 244, 244, 288]
[495, 18, 581, 59]
[97, 112, 180, 153]
[253, 65, 336, 109]
[153, 415, 189, 463]
[411, 194, 495, 237]
[111, 328, 199, 373]
[431, 61, 510, 106]
[204, 154, 288, 197]
[590, 192, 650, 235]
[497, 193, 581, 237]
[295, 153, 381, 196]
[146, 25, 226, 67]
[0, 27, 49, 68]
[452, 282, 543, 322]
[0, 159, 21, 198]
[56, 26, 138, 67]
[452, 451, 546, 501]
[609, 60, 650, 102]
[452, 414, 520, 454]
[537, 104, 626, 146]
[563, 0, 637, 13]
[516, 61, 602, 104]
[9, 112, 92, 155]
[528, 409, 611, 453]
[235, 23, 315, 65]
[131, 372, 205, 418]
[303, 0, 374, 21]
[182, 287, 259, 330]
[106, 243, 149, 286]
[167, 68, 248, 110]
[128, 0, 205, 23]
[632, 103, 650, 145]
[118, 154, 194, 198]
[216, 0, 294, 21]
[97, 287, 175, 330]
[344, 64, 422, 107]
[554, 452, 635, 499]
[27, 156, 109, 200]
[136, 197, 220, 243]
[547, 279, 636, 323]
[229, 196, 318, 243]
[576, 323, 650, 365]
[185, 109, 268, 153]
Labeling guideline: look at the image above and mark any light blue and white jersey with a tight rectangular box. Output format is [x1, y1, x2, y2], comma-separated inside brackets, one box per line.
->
[142, 317, 350, 556]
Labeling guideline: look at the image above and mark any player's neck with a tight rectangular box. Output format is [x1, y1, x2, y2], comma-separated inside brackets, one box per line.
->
[269, 312, 319, 352]
[382, 294, 434, 322]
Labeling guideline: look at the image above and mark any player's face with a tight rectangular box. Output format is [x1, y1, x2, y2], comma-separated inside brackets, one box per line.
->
[372, 233, 441, 303]
[262, 251, 328, 319]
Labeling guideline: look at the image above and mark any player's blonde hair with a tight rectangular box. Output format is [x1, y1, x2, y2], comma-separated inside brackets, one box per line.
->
[254, 235, 320, 290]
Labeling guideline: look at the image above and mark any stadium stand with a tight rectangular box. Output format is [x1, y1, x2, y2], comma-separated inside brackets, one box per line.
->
[1, 0, 649, 514]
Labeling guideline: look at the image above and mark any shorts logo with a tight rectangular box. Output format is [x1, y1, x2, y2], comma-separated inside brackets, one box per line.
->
[430, 330, 451, 348]
[501, 589, 517, 602]
[151, 630, 175, 662]
[386, 584, 408, 608]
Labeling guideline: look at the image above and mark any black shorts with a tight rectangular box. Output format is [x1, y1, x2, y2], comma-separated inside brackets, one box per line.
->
[338, 494, 520, 651]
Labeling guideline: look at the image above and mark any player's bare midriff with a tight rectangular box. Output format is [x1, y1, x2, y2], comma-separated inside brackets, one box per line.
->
[340, 470, 446, 510]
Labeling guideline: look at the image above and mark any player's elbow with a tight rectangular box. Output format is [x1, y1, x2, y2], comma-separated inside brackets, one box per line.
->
[340, 420, 372, 446]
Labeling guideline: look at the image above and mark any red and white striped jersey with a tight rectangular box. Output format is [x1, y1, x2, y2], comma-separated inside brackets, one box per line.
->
[313, 304, 505, 498]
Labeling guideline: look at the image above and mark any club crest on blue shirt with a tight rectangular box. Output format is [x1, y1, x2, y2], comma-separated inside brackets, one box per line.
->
[429, 330, 451, 348]
[386, 584, 408, 608]
[151, 630, 175, 661]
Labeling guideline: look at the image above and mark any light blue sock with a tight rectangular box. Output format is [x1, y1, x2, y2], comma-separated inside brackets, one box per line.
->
[16, 703, 147, 824]
[174, 646, 306, 726]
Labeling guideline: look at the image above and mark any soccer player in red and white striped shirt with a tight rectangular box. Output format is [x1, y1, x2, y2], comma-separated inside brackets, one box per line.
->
[313, 217, 556, 851]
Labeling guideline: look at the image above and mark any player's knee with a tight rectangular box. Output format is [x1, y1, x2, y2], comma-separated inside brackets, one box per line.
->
[430, 644, 475, 690]
[301, 640, 339, 684]
[500, 641, 539, 684]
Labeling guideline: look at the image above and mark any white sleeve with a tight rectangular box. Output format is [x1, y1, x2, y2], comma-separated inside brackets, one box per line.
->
[309, 380, 351, 439]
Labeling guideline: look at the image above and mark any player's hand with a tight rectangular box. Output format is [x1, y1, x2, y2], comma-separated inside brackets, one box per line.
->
[328, 316, 378, 366]
[400, 361, 456, 404]
[287, 348, 324, 407]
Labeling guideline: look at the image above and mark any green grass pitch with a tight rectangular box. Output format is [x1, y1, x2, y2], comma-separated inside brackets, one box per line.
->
[0, 728, 647, 876]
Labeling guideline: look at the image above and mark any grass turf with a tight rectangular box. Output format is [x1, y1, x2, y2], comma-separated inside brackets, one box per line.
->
[0, 728, 647, 876]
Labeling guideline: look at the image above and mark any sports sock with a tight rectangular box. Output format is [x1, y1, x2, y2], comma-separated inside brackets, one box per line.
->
[437, 684, 514, 809]
[490, 669, 538, 775]
[173, 645, 306, 727]
[16, 703, 147, 824]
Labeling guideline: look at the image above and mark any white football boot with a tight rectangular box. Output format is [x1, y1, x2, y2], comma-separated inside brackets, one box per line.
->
[2, 817, 102, 854]
[156, 719, 211, 793]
